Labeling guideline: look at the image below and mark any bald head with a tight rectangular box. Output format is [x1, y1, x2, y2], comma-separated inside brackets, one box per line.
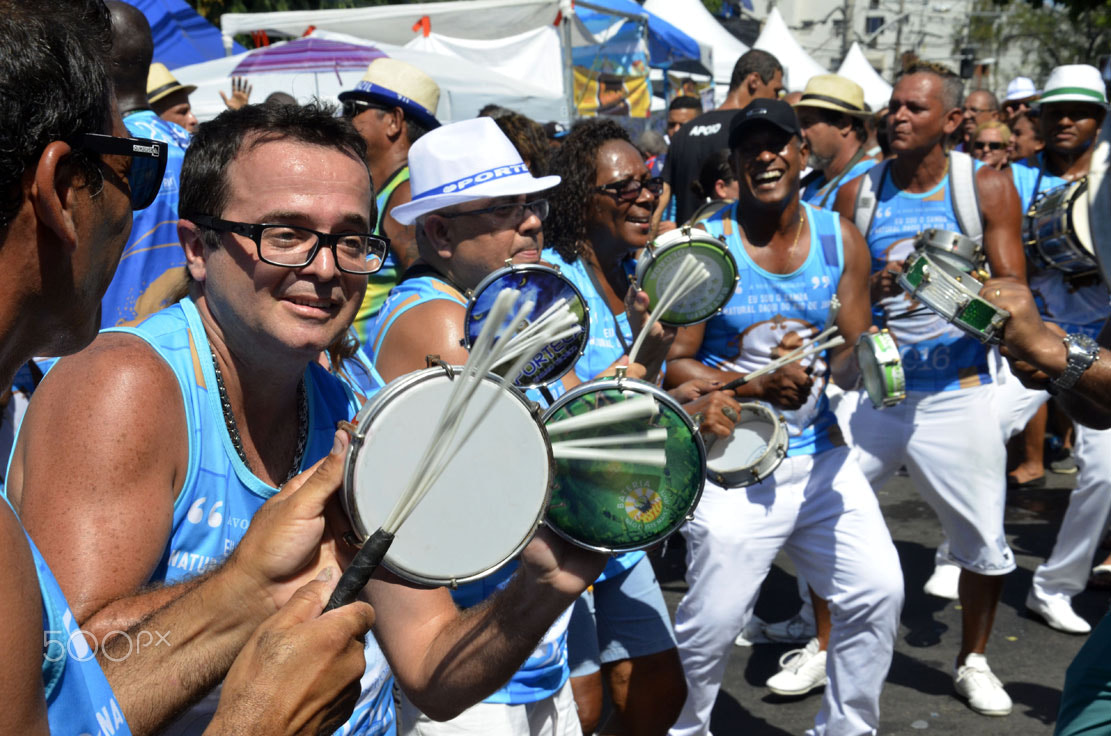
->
[106, 0, 152, 107]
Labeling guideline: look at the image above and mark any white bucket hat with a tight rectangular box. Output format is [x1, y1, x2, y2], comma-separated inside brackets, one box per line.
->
[1003, 76, 1039, 104]
[1039, 65, 1108, 108]
[391, 117, 561, 225]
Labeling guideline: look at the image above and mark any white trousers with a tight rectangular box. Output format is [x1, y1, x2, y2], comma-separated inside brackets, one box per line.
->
[397, 679, 580, 736]
[670, 446, 904, 736]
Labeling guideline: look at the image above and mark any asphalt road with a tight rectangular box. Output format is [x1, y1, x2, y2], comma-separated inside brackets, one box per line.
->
[650, 468, 1108, 735]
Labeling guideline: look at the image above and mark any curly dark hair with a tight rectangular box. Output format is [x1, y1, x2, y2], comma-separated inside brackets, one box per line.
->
[545, 119, 630, 263]
[492, 111, 551, 176]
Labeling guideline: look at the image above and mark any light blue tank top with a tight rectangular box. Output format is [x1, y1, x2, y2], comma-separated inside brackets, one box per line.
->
[3, 494, 133, 736]
[696, 201, 843, 456]
[865, 163, 992, 391]
[101, 111, 190, 328]
[362, 271, 571, 705]
[1012, 157, 1111, 332]
[105, 298, 394, 736]
[802, 157, 878, 209]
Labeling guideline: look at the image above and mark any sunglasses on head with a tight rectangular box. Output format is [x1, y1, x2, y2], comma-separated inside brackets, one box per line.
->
[72, 132, 168, 210]
[972, 141, 1005, 151]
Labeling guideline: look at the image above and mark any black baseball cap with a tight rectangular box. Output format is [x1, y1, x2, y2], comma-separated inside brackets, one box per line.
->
[728, 98, 801, 148]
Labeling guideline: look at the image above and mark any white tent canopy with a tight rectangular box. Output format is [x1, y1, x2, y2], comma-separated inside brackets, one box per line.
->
[838, 43, 893, 111]
[172, 30, 565, 125]
[753, 7, 827, 92]
[643, 0, 747, 87]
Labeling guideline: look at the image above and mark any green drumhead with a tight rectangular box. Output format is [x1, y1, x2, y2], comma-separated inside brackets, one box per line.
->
[545, 387, 703, 552]
[642, 242, 737, 325]
[957, 298, 999, 333]
[901, 252, 928, 288]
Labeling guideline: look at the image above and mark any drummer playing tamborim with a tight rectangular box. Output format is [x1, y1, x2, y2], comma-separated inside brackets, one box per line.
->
[665, 97, 904, 736]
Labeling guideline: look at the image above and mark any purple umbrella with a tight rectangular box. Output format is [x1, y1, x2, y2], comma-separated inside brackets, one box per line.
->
[232, 37, 387, 75]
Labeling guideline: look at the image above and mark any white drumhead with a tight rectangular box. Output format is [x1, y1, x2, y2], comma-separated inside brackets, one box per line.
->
[858, 339, 883, 405]
[1090, 114, 1111, 284]
[706, 415, 774, 472]
[1071, 180, 1095, 254]
[350, 373, 550, 585]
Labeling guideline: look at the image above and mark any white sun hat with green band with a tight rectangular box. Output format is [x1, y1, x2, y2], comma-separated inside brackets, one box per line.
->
[1038, 64, 1108, 108]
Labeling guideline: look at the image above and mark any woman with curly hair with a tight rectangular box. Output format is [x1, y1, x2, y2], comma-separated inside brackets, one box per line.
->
[544, 118, 700, 736]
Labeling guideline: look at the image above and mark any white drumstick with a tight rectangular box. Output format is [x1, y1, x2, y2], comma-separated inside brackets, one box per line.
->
[546, 394, 659, 436]
[551, 429, 669, 448]
[550, 446, 667, 467]
[743, 336, 846, 383]
[627, 255, 710, 367]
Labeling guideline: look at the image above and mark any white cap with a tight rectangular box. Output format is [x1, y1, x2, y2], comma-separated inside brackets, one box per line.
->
[1039, 65, 1108, 108]
[1003, 76, 1038, 103]
[391, 117, 561, 225]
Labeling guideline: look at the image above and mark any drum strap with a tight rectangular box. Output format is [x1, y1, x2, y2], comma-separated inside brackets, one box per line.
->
[817, 146, 868, 209]
[851, 162, 889, 238]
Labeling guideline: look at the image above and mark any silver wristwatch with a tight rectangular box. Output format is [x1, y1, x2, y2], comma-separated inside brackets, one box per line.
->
[1048, 333, 1100, 395]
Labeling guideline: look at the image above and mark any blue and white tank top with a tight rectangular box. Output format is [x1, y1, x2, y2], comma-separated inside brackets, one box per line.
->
[802, 157, 878, 210]
[101, 111, 190, 328]
[362, 271, 572, 705]
[105, 298, 394, 736]
[1012, 157, 1111, 332]
[696, 201, 843, 456]
[2, 494, 132, 736]
[865, 163, 992, 391]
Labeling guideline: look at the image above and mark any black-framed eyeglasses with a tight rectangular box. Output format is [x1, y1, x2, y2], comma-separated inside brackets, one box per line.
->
[185, 214, 389, 275]
[972, 141, 1006, 151]
[72, 133, 168, 210]
[436, 198, 549, 226]
[341, 99, 393, 119]
[595, 176, 664, 202]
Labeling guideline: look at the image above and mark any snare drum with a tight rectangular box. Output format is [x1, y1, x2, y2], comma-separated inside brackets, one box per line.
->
[342, 366, 552, 587]
[704, 403, 788, 488]
[856, 330, 905, 408]
[635, 225, 739, 326]
[1025, 178, 1098, 275]
[897, 250, 1010, 344]
[541, 376, 706, 553]
[464, 263, 589, 390]
[914, 228, 982, 272]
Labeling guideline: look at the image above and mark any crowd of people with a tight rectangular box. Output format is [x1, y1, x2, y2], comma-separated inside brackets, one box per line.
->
[5, 0, 1111, 735]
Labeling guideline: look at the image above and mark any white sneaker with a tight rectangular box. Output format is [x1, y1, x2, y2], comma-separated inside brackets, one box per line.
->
[924, 562, 961, 600]
[734, 615, 769, 647]
[766, 638, 827, 696]
[954, 653, 1012, 716]
[1026, 591, 1092, 634]
[762, 614, 817, 644]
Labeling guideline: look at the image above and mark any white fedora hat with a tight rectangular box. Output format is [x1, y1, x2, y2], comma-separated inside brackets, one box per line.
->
[391, 117, 561, 225]
[1003, 76, 1039, 103]
[1039, 64, 1108, 107]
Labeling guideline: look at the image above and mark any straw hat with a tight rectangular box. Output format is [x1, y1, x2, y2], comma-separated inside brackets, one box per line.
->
[1039, 65, 1108, 108]
[338, 58, 441, 130]
[391, 117, 560, 225]
[793, 75, 870, 117]
[147, 62, 196, 104]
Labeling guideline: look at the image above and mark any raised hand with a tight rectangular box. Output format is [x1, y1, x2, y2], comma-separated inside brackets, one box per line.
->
[220, 76, 253, 110]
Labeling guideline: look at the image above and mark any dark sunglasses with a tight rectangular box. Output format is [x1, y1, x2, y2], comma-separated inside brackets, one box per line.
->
[595, 176, 664, 201]
[341, 99, 393, 119]
[972, 141, 1006, 151]
[73, 132, 168, 210]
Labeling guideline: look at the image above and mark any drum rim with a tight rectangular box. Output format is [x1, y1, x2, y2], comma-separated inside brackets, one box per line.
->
[704, 402, 787, 487]
[855, 331, 905, 407]
[343, 364, 554, 586]
[461, 261, 591, 389]
[1026, 178, 1099, 275]
[540, 375, 707, 553]
[635, 227, 740, 327]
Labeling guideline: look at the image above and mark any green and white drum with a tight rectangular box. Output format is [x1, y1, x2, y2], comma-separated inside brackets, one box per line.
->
[634, 225, 739, 326]
[897, 250, 1010, 344]
[541, 376, 706, 553]
[856, 330, 905, 408]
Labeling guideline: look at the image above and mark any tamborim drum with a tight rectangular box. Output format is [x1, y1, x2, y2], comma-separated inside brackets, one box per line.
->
[913, 228, 982, 273]
[1025, 178, 1098, 276]
[541, 376, 706, 552]
[635, 225, 739, 326]
[464, 263, 589, 390]
[704, 403, 788, 489]
[342, 365, 552, 587]
[897, 250, 1010, 344]
[856, 330, 905, 408]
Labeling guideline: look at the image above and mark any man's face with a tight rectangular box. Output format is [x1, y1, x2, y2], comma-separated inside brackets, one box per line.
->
[666, 107, 699, 139]
[197, 138, 371, 360]
[731, 123, 804, 207]
[753, 70, 785, 101]
[428, 194, 545, 291]
[587, 139, 658, 254]
[888, 73, 959, 154]
[796, 107, 846, 172]
[1040, 101, 1105, 155]
[962, 90, 998, 141]
[346, 101, 399, 161]
[154, 89, 198, 133]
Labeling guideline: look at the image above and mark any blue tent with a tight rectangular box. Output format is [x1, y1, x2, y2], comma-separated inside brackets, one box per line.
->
[129, 0, 245, 69]
[574, 0, 703, 69]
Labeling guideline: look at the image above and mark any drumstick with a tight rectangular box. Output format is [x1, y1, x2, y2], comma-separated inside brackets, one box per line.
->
[823, 294, 841, 331]
[626, 256, 711, 366]
[718, 336, 846, 392]
[550, 446, 667, 467]
[546, 394, 659, 436]
[551, 428, 669, 448]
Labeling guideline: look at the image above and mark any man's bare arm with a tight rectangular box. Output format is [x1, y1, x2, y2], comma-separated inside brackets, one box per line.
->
[830, 217, 875, 389]
[374, 300, 471, 382]
[977, 165, 1026, 282]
